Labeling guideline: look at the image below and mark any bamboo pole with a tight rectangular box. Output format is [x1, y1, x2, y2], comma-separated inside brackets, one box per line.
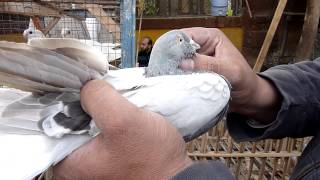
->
[253, 0, 288, 72]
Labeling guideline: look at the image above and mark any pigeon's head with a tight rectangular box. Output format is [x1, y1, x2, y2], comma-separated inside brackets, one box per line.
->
[23, 28, 44, 41]
[146, 30, 200, 77]
[61, 28, 71, 38]
[154, 30, 200, 60]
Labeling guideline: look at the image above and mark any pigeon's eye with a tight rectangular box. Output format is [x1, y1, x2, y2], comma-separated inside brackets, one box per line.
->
[29, 31, 33, 34]
[179, 38, 183, 42]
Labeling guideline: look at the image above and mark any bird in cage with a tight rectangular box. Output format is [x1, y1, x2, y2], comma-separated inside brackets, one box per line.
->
[0, 30, 230, 180]
[23, 28, 45, 42]
[61, 27, 121, 62]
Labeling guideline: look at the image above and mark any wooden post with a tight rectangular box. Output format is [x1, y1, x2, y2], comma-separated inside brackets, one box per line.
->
[121, 0, 136, 68]
[253, 0, 287, 72]
[295, 0, 320, 62]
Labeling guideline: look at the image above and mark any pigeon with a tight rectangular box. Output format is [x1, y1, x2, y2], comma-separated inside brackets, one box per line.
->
[61, 27, 121, 62]
[23, 28, 45, 42]
[0, 29, 230, 179]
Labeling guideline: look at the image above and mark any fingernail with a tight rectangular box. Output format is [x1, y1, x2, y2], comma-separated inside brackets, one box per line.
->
[180, 59, 195, 70]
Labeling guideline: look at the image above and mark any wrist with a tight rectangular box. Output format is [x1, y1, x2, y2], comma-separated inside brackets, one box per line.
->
[231, 75, 281, 124]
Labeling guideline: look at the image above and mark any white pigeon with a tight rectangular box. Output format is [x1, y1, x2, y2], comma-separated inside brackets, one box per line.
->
[23, 28, 45, 42]
[61, 27, 121, 62]
[0, 30, 230, 179]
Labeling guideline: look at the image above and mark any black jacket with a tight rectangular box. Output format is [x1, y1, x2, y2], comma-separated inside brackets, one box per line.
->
[138, 51, 151, 67]
[173, 58, 320, 180]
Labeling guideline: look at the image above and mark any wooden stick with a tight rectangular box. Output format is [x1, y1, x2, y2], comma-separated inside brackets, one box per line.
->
[253, 0, 288, 72]
[244, 0, 253, 18]
[295, 0, 320, 62]
[42, 17, 61, 35]
[188, 151, 301, 158]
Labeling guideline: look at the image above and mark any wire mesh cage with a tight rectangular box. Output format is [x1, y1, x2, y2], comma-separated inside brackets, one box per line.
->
[0, 0, 122, 66]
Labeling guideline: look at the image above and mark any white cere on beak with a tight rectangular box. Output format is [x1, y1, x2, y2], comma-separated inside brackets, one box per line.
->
[190, 39, 200, 51]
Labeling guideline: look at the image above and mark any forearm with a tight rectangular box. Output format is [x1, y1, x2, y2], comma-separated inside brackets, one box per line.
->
[227, 58, 320, 141]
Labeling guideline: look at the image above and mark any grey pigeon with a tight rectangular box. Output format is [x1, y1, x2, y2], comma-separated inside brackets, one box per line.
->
[0, 29, 230, 179]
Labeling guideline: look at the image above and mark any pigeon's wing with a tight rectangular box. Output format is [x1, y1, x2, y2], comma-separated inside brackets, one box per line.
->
[0, 88, 91, 180]
[28, 38, 109, 74]
[0, 133, 90, 180]
[121, 73, 230, 142]
[0, 41, 99, 93]
[0, 88, 91, 138]
[104, 67, 146, 91]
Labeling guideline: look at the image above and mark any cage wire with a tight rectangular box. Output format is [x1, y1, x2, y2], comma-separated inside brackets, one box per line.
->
[0, 1, 311, 180]
[0, 0, 122, 66]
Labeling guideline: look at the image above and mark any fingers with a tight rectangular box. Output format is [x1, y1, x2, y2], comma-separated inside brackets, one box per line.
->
[181, 27, 223, 56]
[80, 79, 144, 136]
[180, 54, 221, 74]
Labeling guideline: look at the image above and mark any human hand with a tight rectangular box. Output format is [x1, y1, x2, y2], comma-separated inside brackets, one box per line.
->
[53, 80, 192, 180]
[180, 27, 281, 123]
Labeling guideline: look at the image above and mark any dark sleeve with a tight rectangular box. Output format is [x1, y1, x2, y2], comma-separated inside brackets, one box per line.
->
[227, 58, 320, 142]
[171, 161, 234, 180]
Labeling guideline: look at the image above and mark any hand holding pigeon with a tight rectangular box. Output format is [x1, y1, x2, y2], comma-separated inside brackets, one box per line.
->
[0, 29, 230, 179]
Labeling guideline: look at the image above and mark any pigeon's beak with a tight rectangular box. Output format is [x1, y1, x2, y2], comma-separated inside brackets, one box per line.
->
[190, 39, 200, 51]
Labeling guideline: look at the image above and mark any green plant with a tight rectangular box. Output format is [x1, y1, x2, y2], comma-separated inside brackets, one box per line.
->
[144, 0, 159, 16]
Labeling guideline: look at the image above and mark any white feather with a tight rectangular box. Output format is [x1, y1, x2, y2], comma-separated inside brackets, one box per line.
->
[104, 70, 230, 137]
[0, 88, 91, 180]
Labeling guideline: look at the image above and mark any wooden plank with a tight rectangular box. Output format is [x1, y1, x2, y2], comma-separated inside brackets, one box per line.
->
[253, 0, 287, 72]
[0, 0, 119, 5]
[295, 0, 320, 62]
[83, 4, 120, 42]
[0, 2, 61, 17]
[188, 151, 301, 158]
[136, 16, 242, 29]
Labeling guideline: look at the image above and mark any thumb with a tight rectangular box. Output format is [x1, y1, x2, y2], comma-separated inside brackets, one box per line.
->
[180, 54, 221, 73]
[80, 80, 146, 137]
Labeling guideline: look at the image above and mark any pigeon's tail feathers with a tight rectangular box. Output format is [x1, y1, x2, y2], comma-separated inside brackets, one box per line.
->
[0, 41, 97, 92]
[28, 38, 109, 73]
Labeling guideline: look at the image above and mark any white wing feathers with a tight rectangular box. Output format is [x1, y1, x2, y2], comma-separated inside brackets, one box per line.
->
[0, 133, 90, 180]
[0, 88, 91, 180]
[28, 38, 109, 72]
[104, 71, 230, 139]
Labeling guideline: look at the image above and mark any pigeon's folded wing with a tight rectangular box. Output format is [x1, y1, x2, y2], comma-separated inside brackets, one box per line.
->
[104, 67, 146, 90]
[105, 71, 231, 141]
